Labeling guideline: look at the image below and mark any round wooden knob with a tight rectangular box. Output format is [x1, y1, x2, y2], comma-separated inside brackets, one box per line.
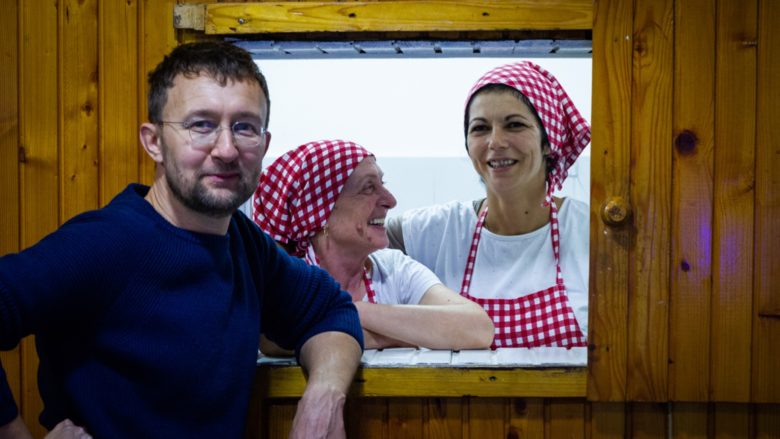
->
[601, 197, 631, 226]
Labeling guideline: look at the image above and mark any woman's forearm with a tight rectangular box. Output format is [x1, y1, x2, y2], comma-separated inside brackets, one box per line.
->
[355, 301, 494, 350]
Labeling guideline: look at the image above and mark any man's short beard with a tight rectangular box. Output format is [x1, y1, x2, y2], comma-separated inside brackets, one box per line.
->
[166, 171, 252, 218]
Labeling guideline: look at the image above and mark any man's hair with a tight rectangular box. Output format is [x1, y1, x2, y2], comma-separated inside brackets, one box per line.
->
[147, 41, 270, 126]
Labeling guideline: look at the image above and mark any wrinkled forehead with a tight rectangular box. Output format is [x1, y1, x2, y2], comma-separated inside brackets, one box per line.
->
[343, 156, 380, 187]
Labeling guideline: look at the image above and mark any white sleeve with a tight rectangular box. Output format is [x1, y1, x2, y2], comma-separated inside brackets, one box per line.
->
[369, 249, 441, 305]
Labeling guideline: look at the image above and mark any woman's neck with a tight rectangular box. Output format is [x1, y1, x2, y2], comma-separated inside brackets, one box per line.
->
[483, 188, 557, 236]
[311, 235, 368, 301]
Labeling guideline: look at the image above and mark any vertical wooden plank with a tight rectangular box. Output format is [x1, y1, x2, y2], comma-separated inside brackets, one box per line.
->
[754, 404, 780, 439]
[139, 0, 177, 186]
[266, 399, 295, 439]
[346, 397, 387, 439]
[99, 0, 139, 204]
[426, 398, 463, 439]
[588, 0, 633, 402]
[60, 0, 99, 222]
[466, 398, 506, 438]
[751, 0, 780, 404]
[627, 0, 673, 402]
[547, 399, 586, 439]
[671, 403, 708, 439]
[20, 0, 60, 436]
[388, 398, 423, 439]
[668, 0, 716, 402]
[588, 403, 625, 439]
[0, 0, 20, 255]
[0, 0, 21, 420]
[629, 403, 666, 439]
[508, 398, 543, 439]
[712, 403, 750, 439]
[710, 0, 757, 403]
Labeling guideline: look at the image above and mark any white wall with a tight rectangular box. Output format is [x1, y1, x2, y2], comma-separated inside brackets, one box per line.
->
[249, 57, 591, 217]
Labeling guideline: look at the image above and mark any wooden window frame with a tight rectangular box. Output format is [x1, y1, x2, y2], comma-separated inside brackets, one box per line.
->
[176, 0, 599, 400]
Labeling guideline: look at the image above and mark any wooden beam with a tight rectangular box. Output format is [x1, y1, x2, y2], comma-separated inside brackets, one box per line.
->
[256, 366, 587, 398]
[199, 1, 592, 35]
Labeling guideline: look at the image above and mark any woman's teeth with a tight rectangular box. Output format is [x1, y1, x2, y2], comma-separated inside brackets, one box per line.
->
[368, 218, 385, 226]
[488, 159, 518, 169]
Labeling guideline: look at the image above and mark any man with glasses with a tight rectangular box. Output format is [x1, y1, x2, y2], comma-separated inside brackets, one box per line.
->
[0, 41, 362, 439]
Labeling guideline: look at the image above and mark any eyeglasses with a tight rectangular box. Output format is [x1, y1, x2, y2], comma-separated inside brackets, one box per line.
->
[160, 119, 268, 151]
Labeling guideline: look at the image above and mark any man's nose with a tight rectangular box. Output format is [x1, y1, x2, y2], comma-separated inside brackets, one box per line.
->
[211, 127, 240, 160]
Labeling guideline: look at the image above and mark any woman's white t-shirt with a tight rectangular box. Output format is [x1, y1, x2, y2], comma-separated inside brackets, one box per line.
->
[392, 198, 589, 334]
[365, 248, 441, 305]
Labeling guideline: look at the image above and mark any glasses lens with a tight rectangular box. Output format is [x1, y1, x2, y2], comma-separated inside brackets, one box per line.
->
[185, 123, 266, 150]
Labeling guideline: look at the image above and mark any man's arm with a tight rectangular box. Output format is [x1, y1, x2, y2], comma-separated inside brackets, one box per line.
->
[289, 331, 361, 439]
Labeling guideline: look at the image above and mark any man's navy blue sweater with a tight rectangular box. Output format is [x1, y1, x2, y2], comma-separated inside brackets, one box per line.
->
[0, 184, 362, 438]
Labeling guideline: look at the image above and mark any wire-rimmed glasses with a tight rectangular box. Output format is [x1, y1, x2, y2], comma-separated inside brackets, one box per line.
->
[160, 119, 268, 151]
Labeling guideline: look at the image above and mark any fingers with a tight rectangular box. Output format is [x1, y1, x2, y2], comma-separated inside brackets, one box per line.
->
[46, 419, 93, 439]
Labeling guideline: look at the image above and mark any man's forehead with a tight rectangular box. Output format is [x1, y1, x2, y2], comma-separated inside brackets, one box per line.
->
[165, 74, 267, 114]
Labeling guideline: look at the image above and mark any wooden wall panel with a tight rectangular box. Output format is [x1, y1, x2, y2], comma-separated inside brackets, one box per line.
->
[19, 0, 60, 436]
[588, 403, 625, 439]
[587, 0, 633, 402]
[508, 398, 544, 439]
[668, 0, 715, 402]
[754, 404, 780, 439]
[426, 398, 463, 439]
[99, 0, 140, 205]
[60, 0, 99, 222]
[466, 398, 506, 438]
[710, 0, 757, 403]
[266, 399, 295, 439]
[139, 0, 177, 185]
[346, 398, 388, 439]
[0, 0, 21, 417]
[752, 0, 780, 403]
[712, 403, 750, 439]
[388, 399, 423, 439]
[671, 403, 707, 439]
[546, 399, 585, 439]
[628, 403, 665, 439]
[627, 0, 673, 402]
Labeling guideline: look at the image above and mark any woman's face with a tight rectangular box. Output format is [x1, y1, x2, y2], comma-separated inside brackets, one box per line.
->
[466, 90, 549, 196]
[325, 157, 397, 256]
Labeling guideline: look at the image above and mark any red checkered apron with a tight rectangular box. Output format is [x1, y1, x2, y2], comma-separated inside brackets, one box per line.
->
[304, 246, 377, 304]
[460, 202, 586, 349]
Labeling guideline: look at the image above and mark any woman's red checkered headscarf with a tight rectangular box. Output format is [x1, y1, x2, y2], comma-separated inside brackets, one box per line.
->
[465, 61, 591, 202]
[253, 139, 373, 256]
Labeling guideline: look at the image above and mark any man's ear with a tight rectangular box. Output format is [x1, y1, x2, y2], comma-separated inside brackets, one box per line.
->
[139, 123, 164, 163]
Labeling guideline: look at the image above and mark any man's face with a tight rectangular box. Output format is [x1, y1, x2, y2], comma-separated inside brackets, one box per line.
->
[157, 74, 269, 218]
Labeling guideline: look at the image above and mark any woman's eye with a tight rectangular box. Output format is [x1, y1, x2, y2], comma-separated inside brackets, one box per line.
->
[507, 121, 527, 129]
[186, 120, 218, 134]
[469, 124, 488, 134]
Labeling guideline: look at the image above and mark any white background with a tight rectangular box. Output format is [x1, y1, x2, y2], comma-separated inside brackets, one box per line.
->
[249, 57, 592, 217]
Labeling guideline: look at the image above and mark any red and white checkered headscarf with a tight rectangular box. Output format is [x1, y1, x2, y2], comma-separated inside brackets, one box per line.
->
[253, 139, 373, 256]
[465, 61, 591, 202]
